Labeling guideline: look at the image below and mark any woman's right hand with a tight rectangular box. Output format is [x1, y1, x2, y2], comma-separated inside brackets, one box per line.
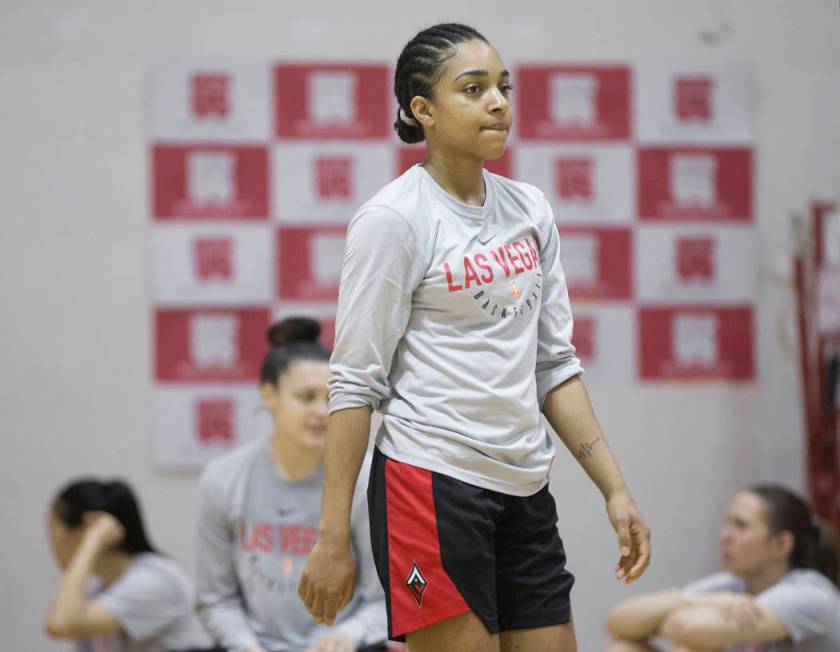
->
[298, 535, 356, 626]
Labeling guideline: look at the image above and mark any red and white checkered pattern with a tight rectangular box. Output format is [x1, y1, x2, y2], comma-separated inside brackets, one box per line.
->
[149, 60, 755, 467]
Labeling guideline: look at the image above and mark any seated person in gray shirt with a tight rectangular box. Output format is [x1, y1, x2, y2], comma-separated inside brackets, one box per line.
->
[195, 318, 387, 652]
[605, 485, 840, 651]
[44, 477, 213, 652]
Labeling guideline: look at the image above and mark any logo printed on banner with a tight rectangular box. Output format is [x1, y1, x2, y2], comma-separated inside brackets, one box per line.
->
[676, 236, 716, 281]
[315, 156, 354, 199]
[405, 561, 428, 608]
[195, 398, 235, 444]
[549, 74, 597, 126]
[308, 71, 357, 124]
[191, 73, 231, 119]
[193, 236, 234, 281]
[673, 313, 718, 367]
[555, 158, 594, 200]
[670, 154, 717, 206]
[190, 313, 239, 367]
[573, 316, 596, 360]
[674, 76, 714, 123]
[187, 152, 236, 205]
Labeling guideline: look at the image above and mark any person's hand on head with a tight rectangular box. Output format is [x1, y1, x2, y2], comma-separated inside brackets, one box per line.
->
[606, 488, 651, 583]
[306, 631, 355, 652]
[82, 512, 125, 550]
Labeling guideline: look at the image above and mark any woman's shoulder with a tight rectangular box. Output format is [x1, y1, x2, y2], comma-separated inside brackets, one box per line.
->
[112, 553, 192, 602]
[356, 165, 425, 221]
[487, 171, 552, 226]
[200, 439, 265, 491]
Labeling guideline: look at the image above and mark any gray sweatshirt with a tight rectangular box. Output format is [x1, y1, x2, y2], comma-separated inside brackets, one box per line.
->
[195, 441, 387, 651]
[329, 165, 583, 496]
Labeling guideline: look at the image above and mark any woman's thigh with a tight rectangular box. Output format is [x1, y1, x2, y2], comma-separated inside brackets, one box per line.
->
[406, 611, 500, 652]
[499, 615, 576, 652]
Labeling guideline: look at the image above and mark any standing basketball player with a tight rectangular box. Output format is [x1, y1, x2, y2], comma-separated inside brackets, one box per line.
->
[299, 23, 651, 652]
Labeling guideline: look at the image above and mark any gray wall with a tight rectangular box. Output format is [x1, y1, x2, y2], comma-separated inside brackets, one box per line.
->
[2, 0, 839, 649]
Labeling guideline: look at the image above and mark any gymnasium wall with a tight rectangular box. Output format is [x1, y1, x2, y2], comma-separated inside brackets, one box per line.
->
[1, 1, 839, 649]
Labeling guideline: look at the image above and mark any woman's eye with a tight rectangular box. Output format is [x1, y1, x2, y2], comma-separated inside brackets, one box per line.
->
[500, 83, 514, 94]
[464, 85, 480, 95]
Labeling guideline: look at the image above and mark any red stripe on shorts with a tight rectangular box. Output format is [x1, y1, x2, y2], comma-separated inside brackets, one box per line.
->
[384, 456, 470, 637]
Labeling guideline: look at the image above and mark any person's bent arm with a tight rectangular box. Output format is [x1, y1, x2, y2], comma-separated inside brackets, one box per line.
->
[298, 406, 372, 626]
[661, 596, 788, 649]
[605, 589, 693, 641]
[542, 376, 651, 583]
[44, 514, 123, 638]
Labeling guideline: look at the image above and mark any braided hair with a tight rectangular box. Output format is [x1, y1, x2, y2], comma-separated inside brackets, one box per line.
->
[393, 23, 488, 144]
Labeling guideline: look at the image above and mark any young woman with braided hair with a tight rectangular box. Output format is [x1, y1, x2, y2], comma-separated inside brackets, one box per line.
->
[298, 23, 651, 651]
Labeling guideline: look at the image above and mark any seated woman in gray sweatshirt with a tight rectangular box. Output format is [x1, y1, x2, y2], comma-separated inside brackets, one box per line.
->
[605, 485, 840, 652]
[195, 318, 387, 652]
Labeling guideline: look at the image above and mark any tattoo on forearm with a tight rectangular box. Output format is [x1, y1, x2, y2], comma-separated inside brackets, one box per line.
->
[576, 437, 601, 460]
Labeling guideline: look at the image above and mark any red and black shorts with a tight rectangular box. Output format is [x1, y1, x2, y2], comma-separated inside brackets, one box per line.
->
[367, 448, 575, 641]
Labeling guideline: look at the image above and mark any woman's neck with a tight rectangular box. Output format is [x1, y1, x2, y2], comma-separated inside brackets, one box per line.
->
[423, 146, 486, 206]
[268, 431, 323, 482]
[744, 561, 789, 595]
[94, 552, 133, 588]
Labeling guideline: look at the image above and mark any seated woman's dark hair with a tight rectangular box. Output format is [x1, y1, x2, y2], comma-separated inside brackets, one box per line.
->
[260, 317, 331, 386]
[53, 478, 156, 556]
[750, 484, 839, 586]
[393, 23, 488, 144]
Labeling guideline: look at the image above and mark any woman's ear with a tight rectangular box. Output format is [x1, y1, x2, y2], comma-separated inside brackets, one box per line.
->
[260, 382, 277, 412]
[410, 95, 434, 129]
[775, 530, 796, 560]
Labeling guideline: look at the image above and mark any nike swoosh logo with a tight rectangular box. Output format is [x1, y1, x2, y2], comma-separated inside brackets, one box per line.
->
[477, 233, 495, 245]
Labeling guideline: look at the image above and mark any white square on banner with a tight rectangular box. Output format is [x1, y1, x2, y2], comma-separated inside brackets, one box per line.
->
[311, 234, 346, 284]
[549, 74, 598, 126]
[514, 143, 634, 223]
[635, 64, 754, 144]
[187, 152, 236, 204]
[635, 224, 755, 303]
[148, 60, 272, 142]
[670, 154, 717, 206]
[152, 223, 272, 306]
[562, 234, 600, 285]
[273, 142, 394, 223]
[152, 385, 268, 470]
[571, 305, 636, 385]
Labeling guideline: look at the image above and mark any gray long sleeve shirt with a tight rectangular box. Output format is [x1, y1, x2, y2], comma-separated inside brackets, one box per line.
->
[329, 165, 583, 496]
[195, 441, 386, 651]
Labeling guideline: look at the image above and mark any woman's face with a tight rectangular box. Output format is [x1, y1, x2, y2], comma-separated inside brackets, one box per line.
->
[261, 359, 330, 450]
[719, 491, 789, 576]
[47, 507, 82, 570]
[415, 39, 513, 161]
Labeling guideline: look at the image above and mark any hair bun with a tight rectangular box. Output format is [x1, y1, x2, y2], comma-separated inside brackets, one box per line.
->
[267, 317, 322, 347]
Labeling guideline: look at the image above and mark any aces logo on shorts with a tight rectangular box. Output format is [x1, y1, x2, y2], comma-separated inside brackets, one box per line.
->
[405, 561, 428, 608]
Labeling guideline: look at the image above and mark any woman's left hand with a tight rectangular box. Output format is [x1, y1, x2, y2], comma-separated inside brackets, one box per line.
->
[82, 512, 126, 550]
[605, 488, 651, 584]
[306, 632, 355, 652]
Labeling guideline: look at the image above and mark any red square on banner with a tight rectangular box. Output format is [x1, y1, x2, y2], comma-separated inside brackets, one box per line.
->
[193, 237, 233, 281]
[572, 316, 596, 361]
[638, 147, 752, 221]
[638, 306, 753, 380]
[153, 145, 269, 219]
[277, 226, 347, 301]
[195, 398, 235, 444]
[191, 73, 230, 119]
[557, 226, 632, 300]
[674, 76, 714, 122]
[396, 147, 512, 178]
[516, 65, 631, 140]
[315, 157, 353, 199]
[676, 236, 715, 281]
[155, 308, 269, 382]
[555, 158, 593, 200]
[274, 64, 389, 139]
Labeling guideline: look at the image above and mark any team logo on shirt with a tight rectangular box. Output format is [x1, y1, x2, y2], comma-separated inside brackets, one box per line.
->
[510, 280, 520, 298]
[405, 561, 428, 608]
